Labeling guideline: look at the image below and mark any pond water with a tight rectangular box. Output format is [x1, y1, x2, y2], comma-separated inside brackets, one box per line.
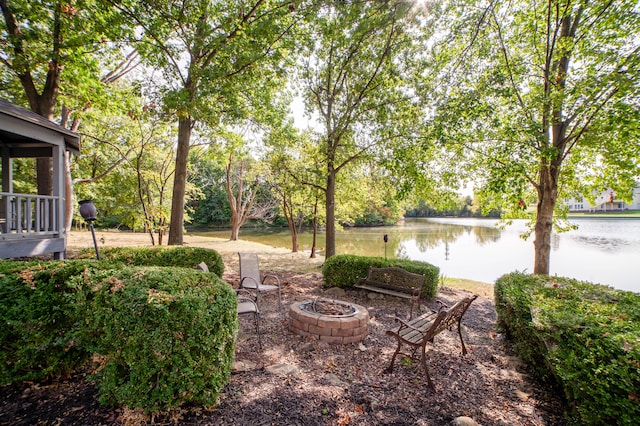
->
[195, 217, 640, 293]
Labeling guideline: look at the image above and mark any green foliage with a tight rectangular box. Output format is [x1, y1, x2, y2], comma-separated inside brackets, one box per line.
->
[495, 272, 640, 425]
[0, 0, 134, 110]
[424, 0, 640, 273]
[0, 260, 94, 384]
[322, 254, 439, 299]
[405, 196, 499, 218]
[297, 0, 424, 257]
[79, 246, 224, 277]
[74, 108, 178, 234]
[70, 265, 237, 411]
[0, 258, 237, 412]
[118, 0, 300, 244]
[187, 149, 232, 227]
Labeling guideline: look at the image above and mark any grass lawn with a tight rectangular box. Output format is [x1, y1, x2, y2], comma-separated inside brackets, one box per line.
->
[569, 211, 640, 218]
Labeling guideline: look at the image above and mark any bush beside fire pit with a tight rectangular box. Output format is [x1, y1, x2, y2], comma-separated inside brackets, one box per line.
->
[322, 255, 439, 299]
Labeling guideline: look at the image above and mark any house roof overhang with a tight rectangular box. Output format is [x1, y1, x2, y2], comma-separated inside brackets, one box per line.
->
[0, 98, 81, 156]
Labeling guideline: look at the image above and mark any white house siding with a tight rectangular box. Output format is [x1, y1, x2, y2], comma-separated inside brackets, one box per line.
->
[633, 186, 640, 210]
[564, 185, 640, 212]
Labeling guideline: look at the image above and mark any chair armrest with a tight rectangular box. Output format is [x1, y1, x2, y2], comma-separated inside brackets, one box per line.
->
[240, 276, 260, 287]
[235, 288, 259, 306]
[391, 312, 438, 334]
[235, 288, 255, 299]
[436, 300, 448, 312]
[262, 273, 281, 287]
[237, 296, 258, 306]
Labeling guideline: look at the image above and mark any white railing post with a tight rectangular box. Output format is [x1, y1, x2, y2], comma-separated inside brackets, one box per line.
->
[0, 192, 60, 237]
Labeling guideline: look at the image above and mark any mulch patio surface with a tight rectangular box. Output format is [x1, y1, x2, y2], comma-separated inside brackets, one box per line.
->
[0, 270, 567, 426]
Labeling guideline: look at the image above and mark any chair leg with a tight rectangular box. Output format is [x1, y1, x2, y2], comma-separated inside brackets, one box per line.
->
[277, 288, 282, 311]
[384, 341, 402, 374]
[420, 344, 435, 390]
[254, 312, 262, 349]
[457, 322, 467, 355]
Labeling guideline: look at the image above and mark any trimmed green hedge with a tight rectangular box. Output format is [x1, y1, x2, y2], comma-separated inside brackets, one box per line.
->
[495, 272, 640, 425]
[322, 254, 439, 299]
[71, 265, 237, 411]
[0, 258, 237, 412]
[79, 246, 224, 277]
[0, 260, 92, 384]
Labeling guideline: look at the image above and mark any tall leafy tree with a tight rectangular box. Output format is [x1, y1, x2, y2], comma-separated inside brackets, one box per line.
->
[74, 100, 177, 243]
[130, 115, 176, 245]
[266, 122, 325, 253]
[0, 0, 131, 193]
[109, 0, 302, 245]
[427, 0, 640, 274]
[225, 153, 259, 241]
[298, 0, 422, 258]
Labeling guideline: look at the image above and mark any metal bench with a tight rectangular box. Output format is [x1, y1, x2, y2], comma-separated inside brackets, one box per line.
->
[384, 294, 478, 389]
[354, 267, 425, 318]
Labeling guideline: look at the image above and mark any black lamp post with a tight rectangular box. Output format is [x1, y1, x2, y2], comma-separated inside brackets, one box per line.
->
[79, 200, 100, 260]
[383, 234, 388, 260]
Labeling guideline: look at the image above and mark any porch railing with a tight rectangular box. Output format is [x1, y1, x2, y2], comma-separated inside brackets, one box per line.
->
[0, 192, 60, 238]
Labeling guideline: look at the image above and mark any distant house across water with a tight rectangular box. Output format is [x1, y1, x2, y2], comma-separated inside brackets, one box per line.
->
[564, 184, 640, 212]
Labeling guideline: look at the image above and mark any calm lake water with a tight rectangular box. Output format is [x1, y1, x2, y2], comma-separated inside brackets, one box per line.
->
[195, 217, 640, 293]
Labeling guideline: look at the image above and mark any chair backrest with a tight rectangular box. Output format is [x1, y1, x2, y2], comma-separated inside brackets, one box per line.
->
[238, 253, 261, 287]
[426, 295, 478, 339]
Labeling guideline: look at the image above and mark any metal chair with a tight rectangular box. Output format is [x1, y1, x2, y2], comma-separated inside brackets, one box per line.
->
[238, 252, 282, 310]
[197, 262, 262, 348]
[235, 288, 262, 349]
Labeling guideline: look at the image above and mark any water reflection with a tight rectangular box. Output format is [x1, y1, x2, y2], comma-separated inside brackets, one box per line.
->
[569, 236, 630, 252]
[193, 217, 639, 293]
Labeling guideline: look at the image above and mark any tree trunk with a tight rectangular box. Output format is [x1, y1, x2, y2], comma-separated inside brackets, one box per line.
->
[230, 219, 240, 241]
[225, 156, 258, 241]
[147, 228, 156, 246]
[36, 159, 53, 195]
[284, 199, 299, 252]
[64, 152, 74, 231]
[533, 183, 556, 275]
[325, 170, 336, 258]
[34, 99, 55, 196]
[168, 116, 193, 245]
[310, 196, 318, 258]
[533, 142, 561, 275]
[532, 7, 580, 275]
[291, 231, 299, 253]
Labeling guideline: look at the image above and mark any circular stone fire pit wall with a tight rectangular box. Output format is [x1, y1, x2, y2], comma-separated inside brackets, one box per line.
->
[289, 299, 369, 344]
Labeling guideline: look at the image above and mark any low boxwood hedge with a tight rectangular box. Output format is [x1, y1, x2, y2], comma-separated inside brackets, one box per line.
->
[79, 246, 224, 277]
[322, 254, 439, 299]
[71, 265, 237, 411]
[0, 260, 93, 384]
[495, 272, 640, 425]
[0, 258, 237, 412]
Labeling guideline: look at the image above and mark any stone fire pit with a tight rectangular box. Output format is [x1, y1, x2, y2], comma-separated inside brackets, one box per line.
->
[289, 299, 369, 344]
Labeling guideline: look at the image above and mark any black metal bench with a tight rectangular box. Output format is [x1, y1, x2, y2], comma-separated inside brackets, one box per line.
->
[384, 295, 478, 389]
[354, 267, 425, 317]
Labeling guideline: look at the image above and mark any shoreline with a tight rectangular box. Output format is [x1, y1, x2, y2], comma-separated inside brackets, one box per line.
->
[66, 230, 495, 299]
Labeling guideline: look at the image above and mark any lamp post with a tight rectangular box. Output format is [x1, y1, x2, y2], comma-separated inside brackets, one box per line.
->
[79, 199, 100, 260]
[383, 234, 388, 260]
